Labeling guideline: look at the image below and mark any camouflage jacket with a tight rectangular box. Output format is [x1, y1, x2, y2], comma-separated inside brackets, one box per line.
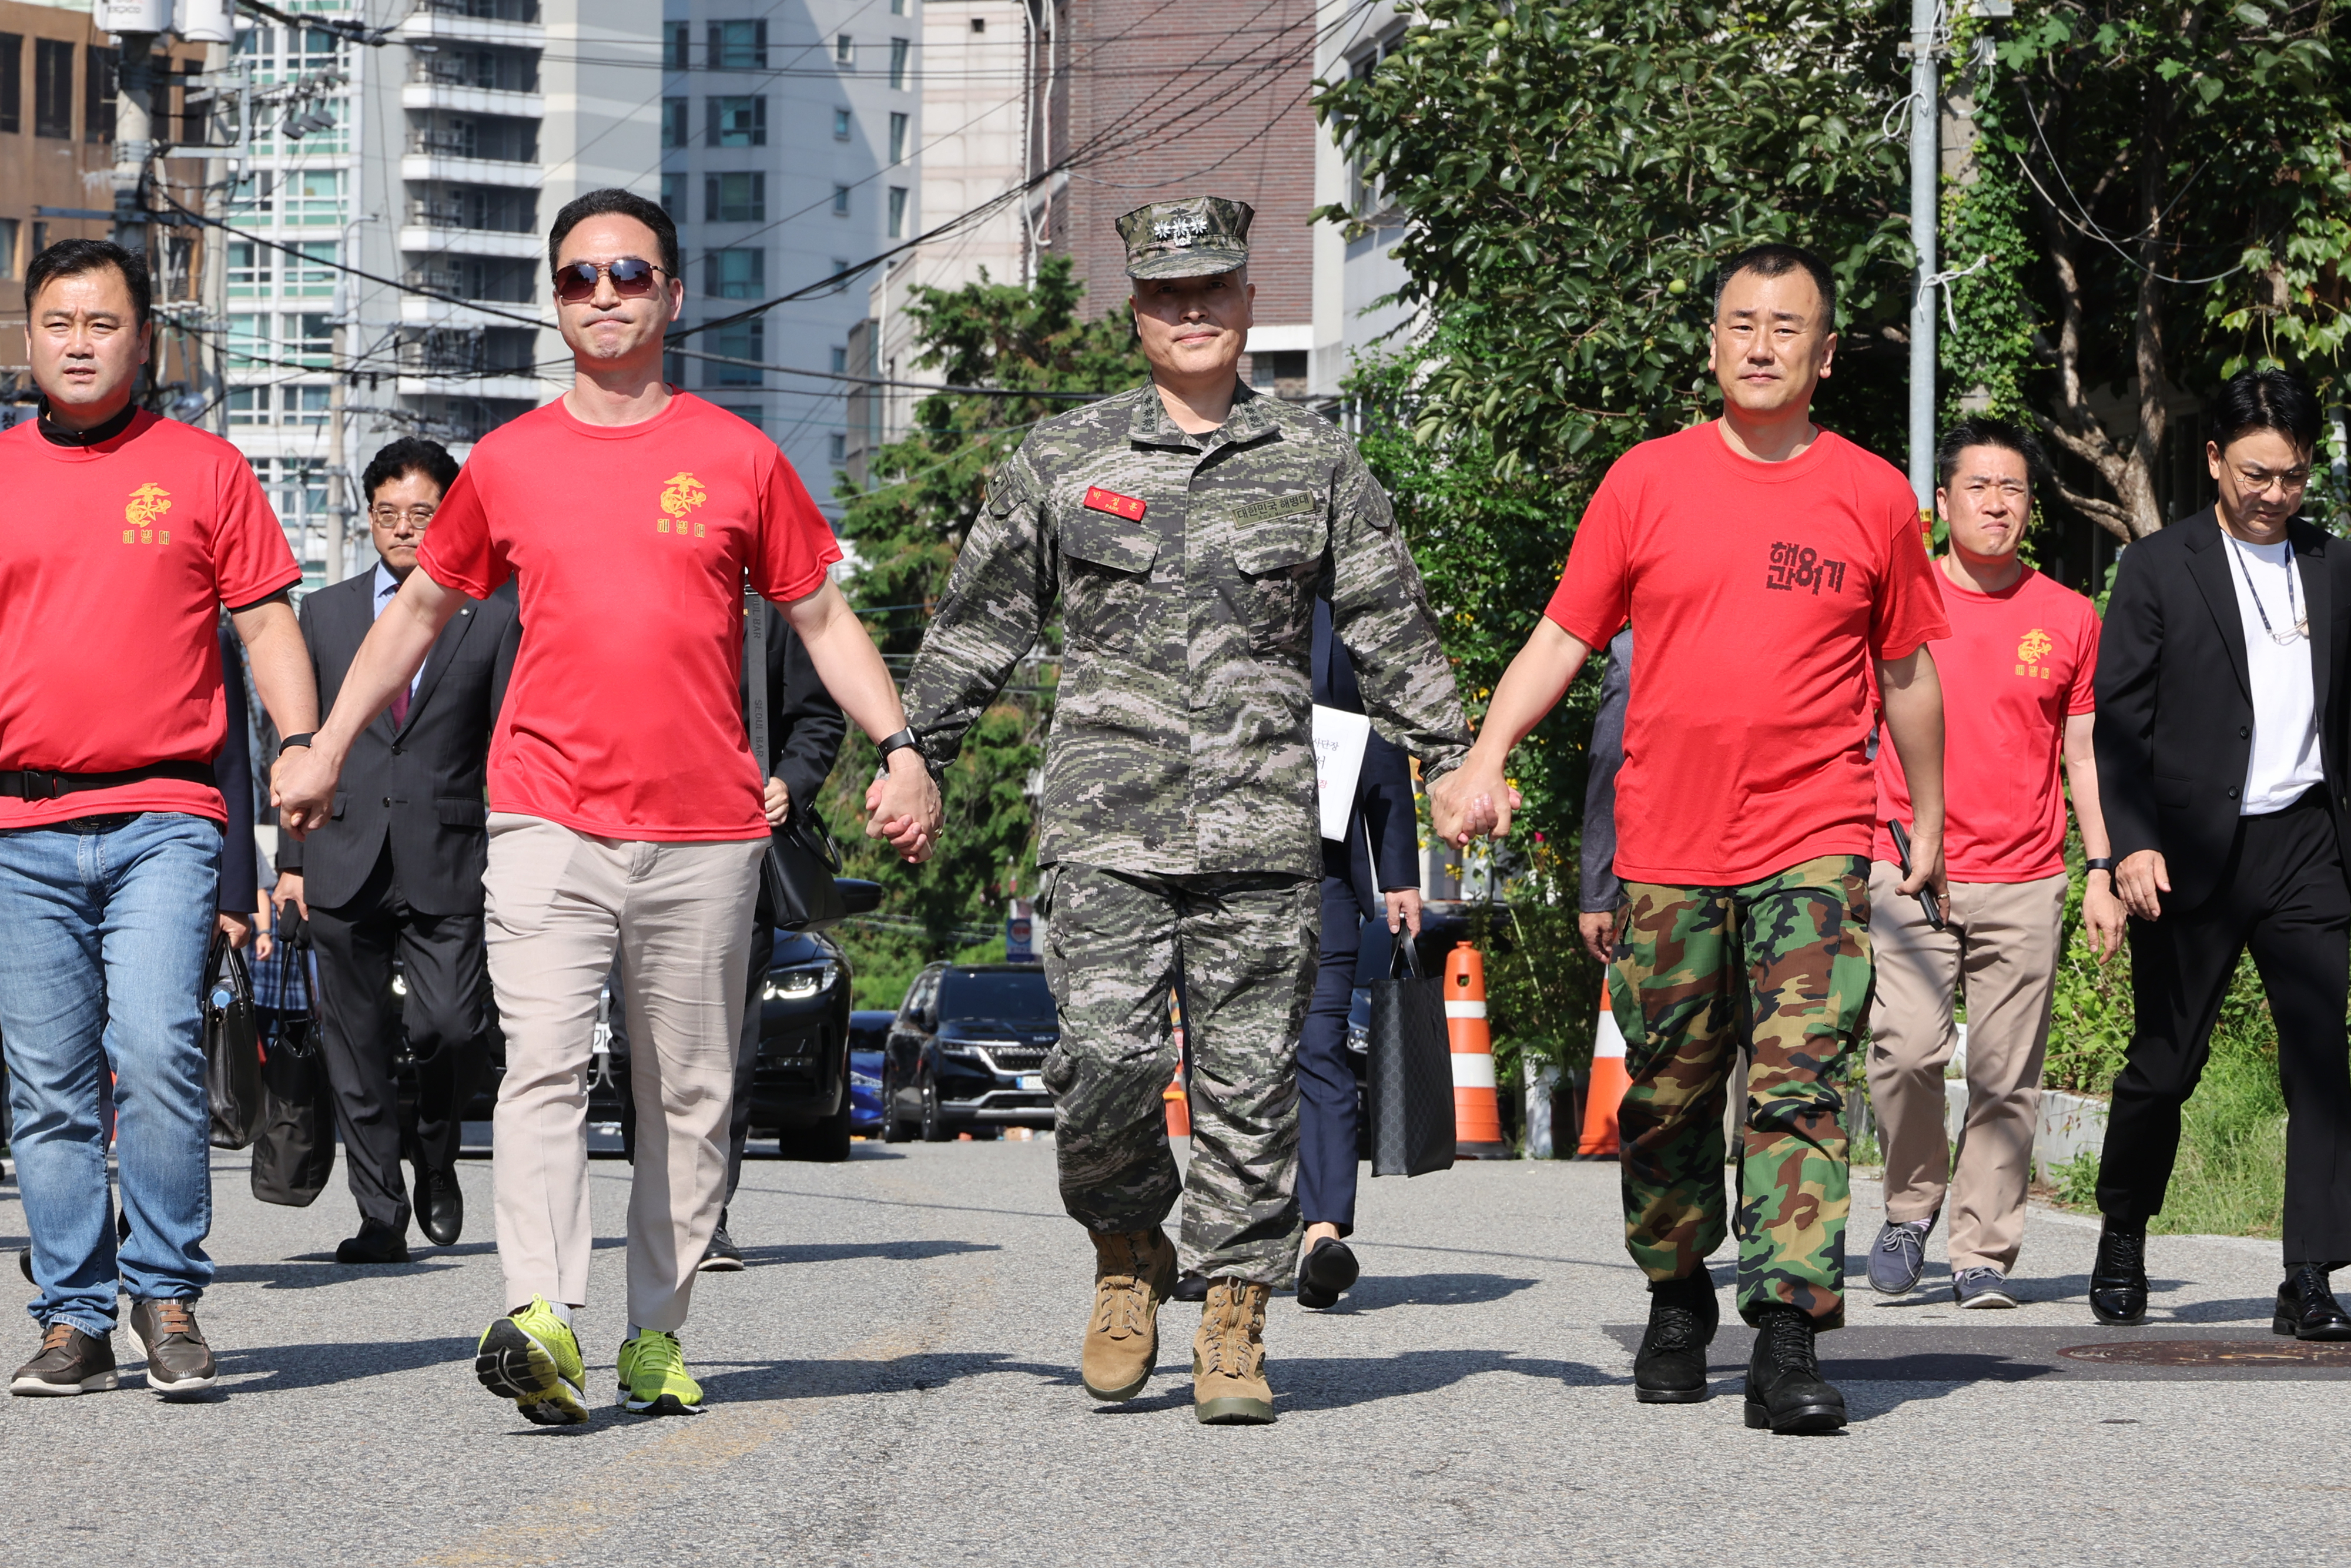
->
[903, 381, 1471, 879]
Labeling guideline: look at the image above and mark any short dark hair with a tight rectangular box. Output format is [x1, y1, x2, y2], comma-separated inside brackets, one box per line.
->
[25, 237, 151, 327]
[1713, 242, 1837, 327]
[1937, 415, 2047, 494]
[361, 436, 460, 505]
[2212, 367, 2319, 455]
[547, 188, 681, 281]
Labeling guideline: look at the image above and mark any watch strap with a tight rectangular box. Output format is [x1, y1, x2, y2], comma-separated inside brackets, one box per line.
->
[2084, 856, 2116, 872]
[277, 732, 316, 756]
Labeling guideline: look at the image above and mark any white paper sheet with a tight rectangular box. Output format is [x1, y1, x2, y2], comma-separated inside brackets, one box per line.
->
[1312, 703, 1372, 841]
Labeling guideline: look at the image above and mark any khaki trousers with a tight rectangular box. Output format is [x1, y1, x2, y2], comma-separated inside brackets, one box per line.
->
[1865, 863, 2067, 1274]
[483, 814, 764, 1331]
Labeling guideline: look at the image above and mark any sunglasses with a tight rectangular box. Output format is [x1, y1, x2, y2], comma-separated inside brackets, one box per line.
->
[551, 256, 667, 304]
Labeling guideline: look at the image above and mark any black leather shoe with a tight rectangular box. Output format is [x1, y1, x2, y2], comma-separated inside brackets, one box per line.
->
[1295, 1237, 1359, 1309]
[698, 1211, 745, 1273]
[1743, 1306, 1846, 1433]
[1633, 1274, 1718, 1404]
[1171, 1271, 1208, 1303]
[2274, 1263, 2351, 1341]
[413, 1164, 463, 1248]
[336, 1225, 410, 1265]
[2088, 1219, 2148, 1325]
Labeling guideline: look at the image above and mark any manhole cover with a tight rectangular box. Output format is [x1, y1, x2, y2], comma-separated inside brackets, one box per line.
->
[2061, 1339, 2351, 1367]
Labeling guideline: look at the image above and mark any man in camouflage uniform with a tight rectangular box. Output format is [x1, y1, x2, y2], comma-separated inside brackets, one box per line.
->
[1431, 243, 1951, 1435]
[901, 197, 1470, 1426]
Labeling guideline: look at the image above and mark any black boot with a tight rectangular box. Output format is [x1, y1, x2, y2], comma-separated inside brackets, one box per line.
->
[2088, 1219, 2148, 1325]
[2274, 1263, 2351, 1341]
[1743, 1306, 1846, 1434]
[1633, 1274, 1718, 1404]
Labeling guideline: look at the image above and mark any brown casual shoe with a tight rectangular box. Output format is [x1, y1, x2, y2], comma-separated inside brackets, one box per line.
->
[11, 1324, 119, 1396]
[129, 1298, 219, 1398]
[1080, 1227, 1177, 1401]
[1191, 1278, 1275, 1425]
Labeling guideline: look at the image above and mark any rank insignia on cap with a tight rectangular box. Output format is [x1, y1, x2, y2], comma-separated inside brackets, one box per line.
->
[1083, 486, 1148, 521]
[1114, 197, 1255, 280]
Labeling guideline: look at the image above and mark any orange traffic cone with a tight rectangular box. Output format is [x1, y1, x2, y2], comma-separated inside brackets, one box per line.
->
[1578, 987, 1631, 1157]
[1445, 943, 1512, 1159]
[1164, 1024, 1191, 1137]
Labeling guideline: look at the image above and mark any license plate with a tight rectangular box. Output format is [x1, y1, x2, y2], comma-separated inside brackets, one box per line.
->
[1019, 1074, 1044, 1091]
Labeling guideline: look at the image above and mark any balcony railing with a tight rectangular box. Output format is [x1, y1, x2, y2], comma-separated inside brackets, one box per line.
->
[414, 0, 541, 22]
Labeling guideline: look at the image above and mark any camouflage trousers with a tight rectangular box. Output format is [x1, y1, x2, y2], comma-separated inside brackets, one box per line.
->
[1607, 856, 1873, 1329]
[1036, 863, 1318, 1285]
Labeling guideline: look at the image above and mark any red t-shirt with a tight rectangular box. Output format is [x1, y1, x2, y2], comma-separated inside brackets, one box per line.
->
[418, 392, 842, 841]
[1545, 421, 1948, 885]
[1872, 565, 2098, 881]
[0, 411, 299, 829]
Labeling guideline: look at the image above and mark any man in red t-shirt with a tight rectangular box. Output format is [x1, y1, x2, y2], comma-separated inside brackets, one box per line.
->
[1863, 418, 2124, 1311]
[1432, 244, 1950, 1435]
[0, 241, 317, 1400]
[276, 190, 940, 1425]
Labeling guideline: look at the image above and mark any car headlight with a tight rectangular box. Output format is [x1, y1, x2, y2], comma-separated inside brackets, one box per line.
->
[764, 961, 838, 1001]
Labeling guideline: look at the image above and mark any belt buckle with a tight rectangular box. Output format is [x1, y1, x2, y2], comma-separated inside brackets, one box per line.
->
[24, 769, 65, 801]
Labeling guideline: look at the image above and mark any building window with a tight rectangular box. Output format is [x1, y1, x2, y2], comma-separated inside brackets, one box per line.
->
[659, 172, 682, 217]
[835, 34, 853, 66]
[706, 172, 765, 223]
[709, 318, 763, 386]
[32, 38, 70, 140]
[705, 247, 763, 300]
[29, 219, 44, 256]
[888, 111, 907, 163]
[970, 15, 985, 30]
[283, 169, 341, 225]
[829, 432, 847, 463]
[284, 384, 330, 426]
[283, 312, 333, 365]
[0, 219, 17, 279]
[829, 345, 847, 374]
[663, 22, 689, 70]
[226, 313, 268, 366]
[890, 0, 908, 14]
[284, 241, 336, 297]
[0, 35, 21, 134]
[721, 404, 763, 430]
[84, 45, 113, 144]
[832, 107, 851, 140]
[828, 257, 852, 294]
[832, 185, 850, 217]
[708, 95, 765, 148]
[226, 240, 270, 297]
[709, 20, 767, 69]
[227, 386, 269, 425]
[889, 38, 910, 89]
[661, 97, 688, 149]
[887, 186, 908, 239]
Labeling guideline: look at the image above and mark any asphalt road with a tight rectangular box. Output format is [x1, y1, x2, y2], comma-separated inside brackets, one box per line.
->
[0, 1138, 2342, 1566]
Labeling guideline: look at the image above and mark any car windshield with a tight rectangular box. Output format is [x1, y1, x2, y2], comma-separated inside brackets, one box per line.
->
[938, 969, 1053, 1023]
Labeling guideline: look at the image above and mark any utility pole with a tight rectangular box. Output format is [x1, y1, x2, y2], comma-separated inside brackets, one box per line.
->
[327, 318, 348, 580]
[95, 0, 169, 252]
[1906, 0, 1938, 514]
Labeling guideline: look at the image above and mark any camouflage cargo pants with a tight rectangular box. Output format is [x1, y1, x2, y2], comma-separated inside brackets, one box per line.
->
[1037, 863, 1318, 1285]
[1607, 855, 1872, 1329]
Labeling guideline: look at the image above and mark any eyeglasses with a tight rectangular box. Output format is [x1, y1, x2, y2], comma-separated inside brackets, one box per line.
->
[369, 505, 434, 528]
[2233, 464, 2310, 497]
[551, 256, 667, 304]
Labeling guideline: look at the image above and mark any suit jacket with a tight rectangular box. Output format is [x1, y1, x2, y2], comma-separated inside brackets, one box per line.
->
[745, 598, 847, 823]
[2094, 508, 2351, 911]
[1313, 597, 1418, 913]
[276, 569, 520, 916]
[215, 617, 256, 916]
[1580, 626, 1633, 913]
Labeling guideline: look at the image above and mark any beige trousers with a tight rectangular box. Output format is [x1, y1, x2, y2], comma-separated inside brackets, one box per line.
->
[483, 813, 765, 1331]
[1865, 862, 2068, 1274]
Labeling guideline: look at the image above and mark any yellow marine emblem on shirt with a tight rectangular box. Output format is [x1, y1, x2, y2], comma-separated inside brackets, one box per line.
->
[657, 472, 708, 539]
[122, 482, 172, 545]
[2015, 627, 2054, 681]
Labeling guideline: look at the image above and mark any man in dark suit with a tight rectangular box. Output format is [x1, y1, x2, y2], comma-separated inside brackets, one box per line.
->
[274, 438, 521, 1264]
[607, 592, 845, 1270]
[2092, 367, 2351, 1336]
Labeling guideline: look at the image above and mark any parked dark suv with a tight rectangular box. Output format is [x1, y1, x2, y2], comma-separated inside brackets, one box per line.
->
[880, 962, 1057, 1141]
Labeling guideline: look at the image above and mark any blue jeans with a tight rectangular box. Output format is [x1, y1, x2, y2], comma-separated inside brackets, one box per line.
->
[0, 813, 222, 1335]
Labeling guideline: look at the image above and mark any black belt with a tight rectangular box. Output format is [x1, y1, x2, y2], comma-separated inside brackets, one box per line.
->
[0, 761, 219, 800]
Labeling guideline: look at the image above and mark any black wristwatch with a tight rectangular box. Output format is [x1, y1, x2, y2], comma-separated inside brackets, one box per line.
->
[277, 732, 316, 759]
[2084, 857, 2116, 875]
[875, 727, 937, 780]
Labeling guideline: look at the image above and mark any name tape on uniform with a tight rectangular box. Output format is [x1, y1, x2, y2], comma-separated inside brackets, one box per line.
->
[1083, 486, 1148, 522]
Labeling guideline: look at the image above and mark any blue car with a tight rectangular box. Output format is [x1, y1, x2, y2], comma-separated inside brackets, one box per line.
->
[848, 1009, 893, 1134]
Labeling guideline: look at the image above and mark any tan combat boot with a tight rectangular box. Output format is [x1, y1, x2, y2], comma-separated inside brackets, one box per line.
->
[1081, 1227, 1177, 1401]
[1191, 1278, 1275, 1425]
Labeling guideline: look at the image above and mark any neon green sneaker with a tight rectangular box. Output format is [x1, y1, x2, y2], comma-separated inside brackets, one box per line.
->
[618, 1329, 704, 1416]
[475, 1297, 588, 1426]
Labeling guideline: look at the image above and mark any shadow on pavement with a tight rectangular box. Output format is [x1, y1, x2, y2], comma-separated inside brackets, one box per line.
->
[731, 1239, 1002, 1267]
[1316, 1272, 1540, 1311]
[212, 1334, 479, 1395]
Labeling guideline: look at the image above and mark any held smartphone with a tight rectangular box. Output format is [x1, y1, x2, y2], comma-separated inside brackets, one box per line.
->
[1887, 820, 1948, 933]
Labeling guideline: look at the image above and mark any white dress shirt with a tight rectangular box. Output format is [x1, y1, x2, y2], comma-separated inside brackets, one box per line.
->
[2222, 533, 2325, 815]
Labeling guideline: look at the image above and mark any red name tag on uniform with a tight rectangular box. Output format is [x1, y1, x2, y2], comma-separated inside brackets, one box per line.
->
[1083, 486, 1147, 521]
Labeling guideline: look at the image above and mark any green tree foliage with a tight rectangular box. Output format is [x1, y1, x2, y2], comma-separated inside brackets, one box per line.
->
[1984, 0, 2350, 537]
[820, 258, 1147, 1006]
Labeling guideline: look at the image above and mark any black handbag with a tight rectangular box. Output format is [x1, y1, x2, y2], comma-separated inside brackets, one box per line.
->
[202, 934, 264, 1152]
[1365, 930, 1455, 1178]
[249, 935, 340, 1208]
[745, 588, 847, 930]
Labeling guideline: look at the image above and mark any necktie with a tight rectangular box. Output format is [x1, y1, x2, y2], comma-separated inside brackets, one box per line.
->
[390, 684, 410, 729]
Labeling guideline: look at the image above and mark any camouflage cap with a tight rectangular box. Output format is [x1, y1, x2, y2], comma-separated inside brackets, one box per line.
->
[1114, 197, 1254, 280]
